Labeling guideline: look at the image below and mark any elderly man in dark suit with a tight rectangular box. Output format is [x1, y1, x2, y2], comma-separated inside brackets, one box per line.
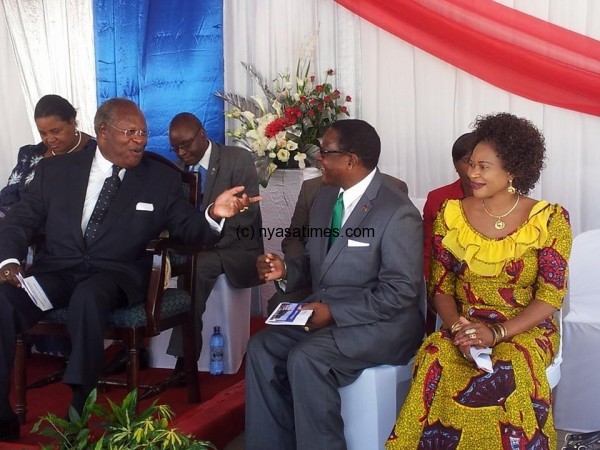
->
[0, 98, 257, 441]
[165, 112, 263, 372]
[246, 119, 424, 450]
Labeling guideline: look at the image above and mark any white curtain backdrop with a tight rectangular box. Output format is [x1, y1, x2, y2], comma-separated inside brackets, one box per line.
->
[1, 0, 97, 142]
[223, 0, 600, 236]
[0, 5, 33, 186]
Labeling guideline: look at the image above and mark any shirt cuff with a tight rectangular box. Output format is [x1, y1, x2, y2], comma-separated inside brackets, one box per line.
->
[0, 258, 21, 269]
[204, 203, 225, 232]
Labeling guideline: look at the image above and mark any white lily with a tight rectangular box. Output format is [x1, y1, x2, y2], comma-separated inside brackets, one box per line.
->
[246, 129, 260, 140]
[252, 96, 267, 115]
[241, 110, 256, 123]
[286, 140, 299, 151]
[272, 100, 282, 117]
[294, 152, 307, 169]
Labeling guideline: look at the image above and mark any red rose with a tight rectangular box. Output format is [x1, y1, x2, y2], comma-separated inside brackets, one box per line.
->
[316, 85, 324, 92]
[340, 106, 348, 113]
[327, 69, 334, 76]
[324, 95, 331, 103]
[345, 95, 352, 102]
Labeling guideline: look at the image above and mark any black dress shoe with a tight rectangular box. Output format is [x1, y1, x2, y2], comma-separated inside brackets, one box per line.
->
[104, 347, 150, 375]
[0, 414, 20, 442]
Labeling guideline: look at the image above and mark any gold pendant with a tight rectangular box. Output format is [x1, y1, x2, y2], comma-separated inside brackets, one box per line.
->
[495, 219, 505, 230]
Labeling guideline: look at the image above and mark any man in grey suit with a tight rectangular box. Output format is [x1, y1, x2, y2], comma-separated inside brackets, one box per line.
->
[267, 174, 409, 314]
[0, 98, 257, 440]
[165, 113, 263, 372]
[246, 119, 424, 450]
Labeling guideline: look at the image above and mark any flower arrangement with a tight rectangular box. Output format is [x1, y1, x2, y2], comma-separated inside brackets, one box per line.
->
[216, 57, 351, 186]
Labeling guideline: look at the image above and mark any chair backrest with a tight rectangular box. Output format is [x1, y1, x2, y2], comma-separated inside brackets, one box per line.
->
[564, 229, 600, 322]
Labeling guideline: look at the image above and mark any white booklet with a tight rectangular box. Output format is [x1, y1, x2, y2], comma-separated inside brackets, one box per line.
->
[16, 273, 53, 311]
[265, 302, 313, 326]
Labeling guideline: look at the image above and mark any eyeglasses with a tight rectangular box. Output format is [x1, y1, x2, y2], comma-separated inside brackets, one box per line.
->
[104, 122, 149, 138]
[171, 127, 203, 154]
[319, 148, 351, 157]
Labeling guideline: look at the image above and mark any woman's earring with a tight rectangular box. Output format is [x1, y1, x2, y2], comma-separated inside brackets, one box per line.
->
[508, 179, 516, 194]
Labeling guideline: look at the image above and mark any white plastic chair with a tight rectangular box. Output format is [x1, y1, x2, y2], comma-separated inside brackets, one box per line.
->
[340, 284, 427, 450]
[554, 229, 600, 432]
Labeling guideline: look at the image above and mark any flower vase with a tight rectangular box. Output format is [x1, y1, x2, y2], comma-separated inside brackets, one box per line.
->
[257, 167, 321, 311]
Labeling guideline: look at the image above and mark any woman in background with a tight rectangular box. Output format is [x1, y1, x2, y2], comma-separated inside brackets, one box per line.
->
[0, 94, 94, 218]
[387, 112, 572, 450]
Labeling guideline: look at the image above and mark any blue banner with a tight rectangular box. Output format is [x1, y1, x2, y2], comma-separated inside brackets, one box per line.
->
[94, 0, 224, 158]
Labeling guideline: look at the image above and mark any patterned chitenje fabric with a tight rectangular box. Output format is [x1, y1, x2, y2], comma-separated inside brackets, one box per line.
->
[387, 199, 572, 450]
[93, 0, 224, 158]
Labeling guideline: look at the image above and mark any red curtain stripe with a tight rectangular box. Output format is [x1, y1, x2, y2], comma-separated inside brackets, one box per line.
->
[334, 0, 600, 117]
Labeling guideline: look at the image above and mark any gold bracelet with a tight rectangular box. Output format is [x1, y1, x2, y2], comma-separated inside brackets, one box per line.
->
[450, 320, 463, 335]
[489, 325, 499, 346]
[490, 323, 507, 346]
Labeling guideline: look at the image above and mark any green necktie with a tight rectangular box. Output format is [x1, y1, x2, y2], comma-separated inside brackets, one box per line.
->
[329, 192, 344, 249]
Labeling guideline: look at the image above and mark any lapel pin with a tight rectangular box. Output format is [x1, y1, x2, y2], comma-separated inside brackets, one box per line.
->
[362, 204, 368, 212]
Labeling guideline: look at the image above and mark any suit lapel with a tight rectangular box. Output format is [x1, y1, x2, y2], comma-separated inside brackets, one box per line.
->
[203, 142, 219, 207]
[318, 173, 382, 282]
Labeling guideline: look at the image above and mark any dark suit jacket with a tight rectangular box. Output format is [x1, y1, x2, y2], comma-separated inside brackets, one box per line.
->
[282, 173, 408, 259]
[177, 142, 263, 288]
[285, 170, 423, 365]
[0, 142, 219, 306]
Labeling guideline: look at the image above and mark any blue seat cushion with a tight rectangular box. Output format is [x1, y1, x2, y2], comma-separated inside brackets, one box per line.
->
[41, 288, 191, 329]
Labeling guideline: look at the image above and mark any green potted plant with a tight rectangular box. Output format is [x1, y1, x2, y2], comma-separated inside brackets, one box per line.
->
[33, 389, 217, 449]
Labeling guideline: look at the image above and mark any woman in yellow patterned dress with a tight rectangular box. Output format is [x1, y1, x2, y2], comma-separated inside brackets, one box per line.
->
[387, 112, 572, 450]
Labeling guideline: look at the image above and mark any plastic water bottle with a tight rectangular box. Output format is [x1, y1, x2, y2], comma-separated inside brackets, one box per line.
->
[209, 326, 224, 376]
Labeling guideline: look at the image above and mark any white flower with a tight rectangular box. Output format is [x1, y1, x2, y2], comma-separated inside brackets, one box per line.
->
[297, 77, 305, 88]
[267, 140, 277, 151]
[277, 149, 290, 162]
[241, 110, 256, 123]
[246, 129, 260, 140]
[284, 81, 293, 91]
[294, 152, 307, 169]
[252, 96, 267, 115]
[268, 151, 276, 159]
[272, 100, 282, 117]
[286, 140, 299, 151]
[293, 93, 301, 102]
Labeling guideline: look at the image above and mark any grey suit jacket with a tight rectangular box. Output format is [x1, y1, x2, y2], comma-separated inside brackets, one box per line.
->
[176, 142, 263, 288]
[282, 173, 408, 259]
[285, 170, 423, 365]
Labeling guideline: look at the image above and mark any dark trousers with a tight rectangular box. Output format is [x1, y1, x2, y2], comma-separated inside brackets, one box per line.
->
[0, 269, 126, 412]
[245, 326, 375, 450]
[167, 250, 223, 360]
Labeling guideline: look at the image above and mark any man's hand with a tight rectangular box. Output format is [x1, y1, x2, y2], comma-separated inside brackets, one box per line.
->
[302, 302, 334, 330]
[0, 263, 24, 287]
[210, 186, 261, 220]
[257, 253, 285, 282]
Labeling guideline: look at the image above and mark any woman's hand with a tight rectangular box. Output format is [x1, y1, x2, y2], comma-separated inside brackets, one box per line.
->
[454, 322, 495, 348]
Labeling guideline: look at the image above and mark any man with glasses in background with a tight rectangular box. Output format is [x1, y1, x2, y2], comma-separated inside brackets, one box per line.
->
[247, 119, 424, 450]
[164, 112, 263, 377]
[0, 98, 258, 439]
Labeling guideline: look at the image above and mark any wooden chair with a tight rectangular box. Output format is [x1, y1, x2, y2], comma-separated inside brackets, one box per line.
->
[13, 151, 201, 423]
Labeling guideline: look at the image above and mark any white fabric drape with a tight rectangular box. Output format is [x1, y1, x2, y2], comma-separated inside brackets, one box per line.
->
[223, 0, 600, 236]
[0, 6, 33, 186]
[1, 0, 97, 138]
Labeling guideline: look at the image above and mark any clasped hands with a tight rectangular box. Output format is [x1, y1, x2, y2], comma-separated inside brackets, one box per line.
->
[209, 186, 261, 220]
[257, 252, 333, 331]
[452, 317, 495, 361]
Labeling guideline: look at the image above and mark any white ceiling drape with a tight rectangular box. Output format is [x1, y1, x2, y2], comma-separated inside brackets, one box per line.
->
[223, 0, 600, 236]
